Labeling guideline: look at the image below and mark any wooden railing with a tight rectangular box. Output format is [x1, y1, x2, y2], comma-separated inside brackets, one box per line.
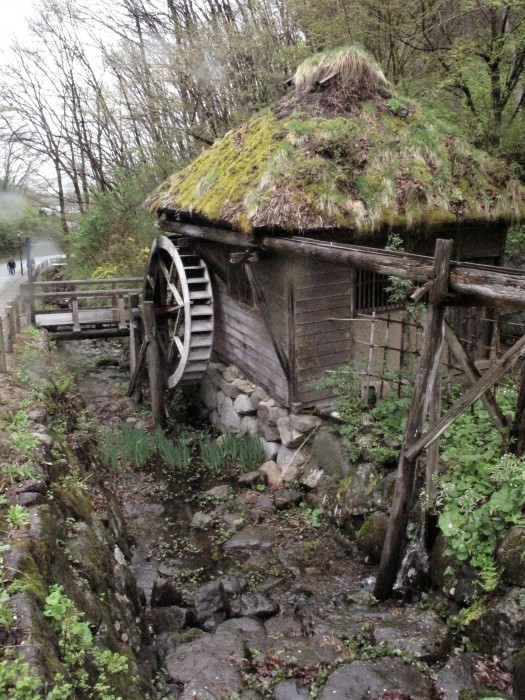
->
[21, 277, 143, 338]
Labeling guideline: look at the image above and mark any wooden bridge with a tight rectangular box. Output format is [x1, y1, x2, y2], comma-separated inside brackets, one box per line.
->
[22, 278, 143, 339]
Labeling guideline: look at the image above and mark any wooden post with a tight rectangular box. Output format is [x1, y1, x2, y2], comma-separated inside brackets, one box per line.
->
[374, 239, 453, 601]
[117, 295, 126, 330]
[13, 300, 21, 334]
[26, 237, 35, 324]
[72, 297, 81, 333]
[511, 358, 525, 456]
[128, 294, 143, 403]
[6, 305, 15, 353]
[142, 301, 165, 427]
[0, 316, 7, 372]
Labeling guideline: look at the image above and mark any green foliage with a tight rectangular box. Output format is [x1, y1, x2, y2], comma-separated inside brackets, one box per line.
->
[0, 655, 41, 699]
[505, 225, 525, 260]
[198, 432, 265, 476]
[43, 585, 130, 700]
[436, 386, 523, 592]
[6, 505, 30, 529]
[320, 362, 411, 462]
[68, 166, 169, 279]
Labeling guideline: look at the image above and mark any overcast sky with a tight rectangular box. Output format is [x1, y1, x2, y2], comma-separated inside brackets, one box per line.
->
[0, 0, 34, 47]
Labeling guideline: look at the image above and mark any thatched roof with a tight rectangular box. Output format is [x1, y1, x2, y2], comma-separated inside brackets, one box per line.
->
[146, 46, 524, 237]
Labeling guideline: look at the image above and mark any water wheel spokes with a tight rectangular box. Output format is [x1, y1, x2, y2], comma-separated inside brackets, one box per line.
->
[143, 235, 214, 389]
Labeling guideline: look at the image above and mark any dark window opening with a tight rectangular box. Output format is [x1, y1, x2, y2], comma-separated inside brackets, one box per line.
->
[228, 263, 255, 307]
[355, 269, 400, 313]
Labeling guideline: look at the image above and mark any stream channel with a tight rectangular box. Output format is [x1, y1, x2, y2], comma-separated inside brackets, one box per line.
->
[70, 339, 515, 700]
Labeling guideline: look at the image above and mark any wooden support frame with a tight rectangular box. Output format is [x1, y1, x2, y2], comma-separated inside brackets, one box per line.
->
[142, 301, 166, 428]
[405, 331, 525, 463]
[374, 239, 453, 600]
[444, 320, 506, 432]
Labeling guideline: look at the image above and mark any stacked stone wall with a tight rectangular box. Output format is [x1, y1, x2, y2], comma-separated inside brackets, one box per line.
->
[199, 362, 324, 483]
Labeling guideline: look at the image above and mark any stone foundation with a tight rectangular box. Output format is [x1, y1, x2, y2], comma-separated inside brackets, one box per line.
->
[199, 362, 325, 481]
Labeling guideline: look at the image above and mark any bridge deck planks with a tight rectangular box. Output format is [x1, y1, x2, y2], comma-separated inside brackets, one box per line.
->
[35, 307, 131, 328]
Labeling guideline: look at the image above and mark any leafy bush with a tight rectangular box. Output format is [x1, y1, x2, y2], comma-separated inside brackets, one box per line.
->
[437, 386, 522, 592]
[43, 585, 130, 700]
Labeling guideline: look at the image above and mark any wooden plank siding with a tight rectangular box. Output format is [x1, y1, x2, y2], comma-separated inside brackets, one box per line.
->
[212, 275, 290, 406]
[293, 260, 353, 407]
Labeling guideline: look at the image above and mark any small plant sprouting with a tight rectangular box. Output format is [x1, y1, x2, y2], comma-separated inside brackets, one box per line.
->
[7, 505, 31, 530]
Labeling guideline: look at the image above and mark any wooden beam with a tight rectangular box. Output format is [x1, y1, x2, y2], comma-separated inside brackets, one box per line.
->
[23, 278, 142, 289]
[261, 236, 525, 310]
[27, 289, 142, 300]
[405, 331, 525, 462]
[158, 219, 259, 249]
[374, 238, 453, 601]
[155, 224, 525, 309]
[444, 320, 506, 432]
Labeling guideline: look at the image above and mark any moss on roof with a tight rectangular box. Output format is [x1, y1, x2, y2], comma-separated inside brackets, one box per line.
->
[146, 46, 524, 236]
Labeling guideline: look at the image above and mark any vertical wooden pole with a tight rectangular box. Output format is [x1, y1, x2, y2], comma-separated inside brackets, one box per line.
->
[13, 300, 21, 333]
[72, 298, 81, 333]
[0, 317, 7, 372]
[142, 301, 165, 427]
[129, 295, 142, 404]
[26, 237, 35, 324]
[6, 306, 15, 352]
[511, 358, 525, 456]
[374, 239, 453, 601]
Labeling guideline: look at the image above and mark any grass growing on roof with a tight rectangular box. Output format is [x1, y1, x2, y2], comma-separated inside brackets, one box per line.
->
[147, 45, 525, 235]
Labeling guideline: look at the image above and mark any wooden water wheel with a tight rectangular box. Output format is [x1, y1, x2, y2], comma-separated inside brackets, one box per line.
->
[143, 235, 214, 388]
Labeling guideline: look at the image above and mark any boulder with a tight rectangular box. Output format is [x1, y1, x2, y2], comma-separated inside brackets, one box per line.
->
[309, 431, 352, 479]
[218, 396, 241, 433]
[224, 526, 278, 552]
[257, 417, 281, 442]
[230, 592, 279, 619]
[318, 657, 433, 699]
[220, 378, 244, 400]
[259, 460, 282, 487]
[240, 416, 258, 435]
[356, 511, 389, 561]
[436, 652, 513, 700]
[258, 402, 287, 426]
[468, 587, 525, 659]
[193, 580, 230, 625]
[276, 445, 306, 470]
[165, 632, 245, 698]
[277, 417, 305, 449]
[497, 526, 525, 587]
[372, 609, 452, 661]
[289, 414, 323, 434]
[238, 470, 267, 488]
[273, 679, 309, 699]
[260, 439, 280, 462]
[200, 374, 218, 409]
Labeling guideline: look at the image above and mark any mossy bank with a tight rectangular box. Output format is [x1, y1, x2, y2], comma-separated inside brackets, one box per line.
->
[0, 328, 157, 699]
